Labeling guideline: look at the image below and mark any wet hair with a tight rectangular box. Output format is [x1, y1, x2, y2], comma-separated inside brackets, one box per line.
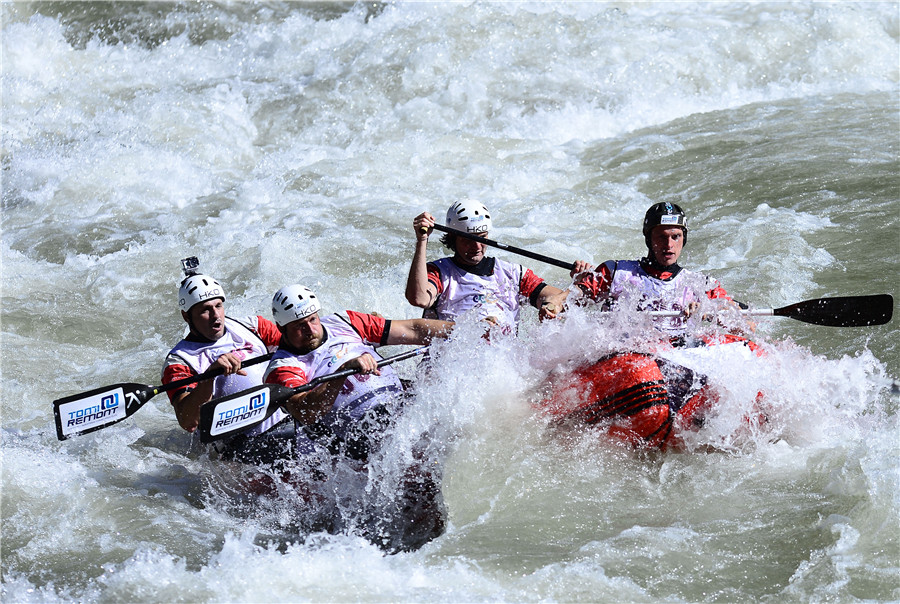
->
[440, 233, 456, 251]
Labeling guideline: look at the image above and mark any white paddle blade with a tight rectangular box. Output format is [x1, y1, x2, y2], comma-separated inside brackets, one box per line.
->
[55, 387, 131, 440]
[202, 385, 273, 441]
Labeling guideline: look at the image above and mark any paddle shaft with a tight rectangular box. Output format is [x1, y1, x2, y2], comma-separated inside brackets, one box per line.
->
[198, 346, 430, 442]
[430, 223, 576, 271]
[154, 351, 274, 398]
[283, 346, 429, 402]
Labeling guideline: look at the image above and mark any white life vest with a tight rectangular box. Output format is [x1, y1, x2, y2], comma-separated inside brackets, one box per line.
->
[606, 261, 720, 333]
[264, 313, 403, 440]
[429, 257, 525, 329]
[165, 316, 286, 436]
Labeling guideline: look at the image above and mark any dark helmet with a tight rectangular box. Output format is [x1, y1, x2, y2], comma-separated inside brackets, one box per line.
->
[643, 202, 688, 247]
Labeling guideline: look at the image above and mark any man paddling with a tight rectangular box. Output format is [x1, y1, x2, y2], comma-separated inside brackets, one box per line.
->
[264, 284, 453, 462]
[263, 284, 454, 552]
[162, 259, 296, 464]
[563, 202, 751, 336]
[406, 201, 570, 334]
[543, 203, 759, 450]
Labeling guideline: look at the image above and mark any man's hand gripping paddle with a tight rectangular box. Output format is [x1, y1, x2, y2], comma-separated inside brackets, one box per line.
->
[197, 346, 430, 443]
[53, 353, 273, 441]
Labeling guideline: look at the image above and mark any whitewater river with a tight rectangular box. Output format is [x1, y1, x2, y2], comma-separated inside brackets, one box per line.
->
[2, 2, 897, 602]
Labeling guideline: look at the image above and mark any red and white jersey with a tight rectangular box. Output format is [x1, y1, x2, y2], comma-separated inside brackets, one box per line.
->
[162, 316, 284, 435]
[427, 256, 545, 329]
[264, 311, 404, 438]
[575, 260, 731, 333]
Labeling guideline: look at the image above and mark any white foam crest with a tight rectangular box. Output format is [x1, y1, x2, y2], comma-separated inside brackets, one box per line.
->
[5, 3, 897, 168]
[684, 338, 893, 452]
[1, 15, 74, 93]
[700, 202, 837, 306]
[220, 2, 900, 148]
[0, 432, 185, 578]
[412, 320, 538, 435]
[79, 526, 530, 602]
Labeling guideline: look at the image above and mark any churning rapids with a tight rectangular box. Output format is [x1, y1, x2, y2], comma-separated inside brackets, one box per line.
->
[2, 2, 898, 602]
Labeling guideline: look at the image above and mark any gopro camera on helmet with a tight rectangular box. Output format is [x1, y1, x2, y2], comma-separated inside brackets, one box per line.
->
[181, 256, 200, 277]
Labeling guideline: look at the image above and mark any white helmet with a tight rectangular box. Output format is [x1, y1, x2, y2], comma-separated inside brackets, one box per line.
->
[446, 200, 492, 234]
[178, 274, 225, 312]
[272, 284, 322, 327]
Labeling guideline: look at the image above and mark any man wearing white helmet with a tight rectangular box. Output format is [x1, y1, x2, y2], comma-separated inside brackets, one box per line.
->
[264, 284, 453, 462]
[162, 264, 287, 463]
[407, 201, 570, 332]
[266, 285, 455, 551]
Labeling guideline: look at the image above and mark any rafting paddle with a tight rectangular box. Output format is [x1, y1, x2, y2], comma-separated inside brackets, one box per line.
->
[430, 223, 576, 271]
[197, 346, 430, 443]
[53, 352, 274, 441]
[650, 294, 893, 327]
[427, 223, 894, 326]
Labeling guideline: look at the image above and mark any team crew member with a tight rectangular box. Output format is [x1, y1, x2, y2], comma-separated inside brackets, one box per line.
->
[543, 203, 758, 450]
[565, 202, 747, 335]
[264, 284, 454, 462]
[406, 200, 570, 333]
[162, 270, 302, 464]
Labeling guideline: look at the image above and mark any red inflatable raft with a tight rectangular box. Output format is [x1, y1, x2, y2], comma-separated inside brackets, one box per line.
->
[542, 336, 763, 450]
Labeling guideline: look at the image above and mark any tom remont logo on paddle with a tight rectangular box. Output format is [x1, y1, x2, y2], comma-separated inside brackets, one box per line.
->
[211, 390, 269, 435]
[63, 390, 122, 432]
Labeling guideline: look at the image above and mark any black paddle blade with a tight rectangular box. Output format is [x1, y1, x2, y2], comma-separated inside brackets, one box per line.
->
[775, 294, 893, 327]
[53, 383, 154, 440]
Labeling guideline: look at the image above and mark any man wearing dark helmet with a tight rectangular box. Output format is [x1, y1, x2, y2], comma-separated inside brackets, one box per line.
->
[567, 203, 748, 335]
